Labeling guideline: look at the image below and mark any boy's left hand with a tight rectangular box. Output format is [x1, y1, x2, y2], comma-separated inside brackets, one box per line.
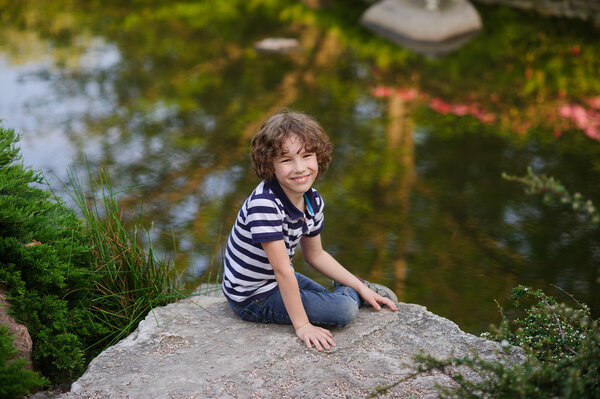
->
[359, 287, 398, 311]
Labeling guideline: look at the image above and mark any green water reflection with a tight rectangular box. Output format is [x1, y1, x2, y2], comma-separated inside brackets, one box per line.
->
[0, 0, 599, 333]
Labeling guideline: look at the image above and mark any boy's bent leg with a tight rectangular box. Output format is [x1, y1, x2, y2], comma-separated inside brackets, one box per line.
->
[229, 276, 361, 327]
[228, 290, 299, 325]
[332, 284, 363, 307]
[269, 287, 360, 328]
[303, 289, 359, 327]
[294, 272, 329, 292]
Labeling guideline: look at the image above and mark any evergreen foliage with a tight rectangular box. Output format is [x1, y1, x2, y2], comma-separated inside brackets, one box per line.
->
[0, 126, 107, 383]
[0, 326, 48, 399]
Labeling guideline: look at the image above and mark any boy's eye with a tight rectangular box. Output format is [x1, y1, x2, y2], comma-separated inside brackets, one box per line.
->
[303, 153, 314, 158]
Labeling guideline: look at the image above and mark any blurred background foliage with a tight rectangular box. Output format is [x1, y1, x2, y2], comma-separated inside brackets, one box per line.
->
[0, 0, 599, 333]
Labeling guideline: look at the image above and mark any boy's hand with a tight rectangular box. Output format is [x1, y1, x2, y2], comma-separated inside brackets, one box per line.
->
[359, 286, 399, 312]
[295, 323, 336, 351]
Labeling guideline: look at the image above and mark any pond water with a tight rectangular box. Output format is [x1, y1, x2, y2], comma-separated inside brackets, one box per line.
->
[1, 1, 599, 333]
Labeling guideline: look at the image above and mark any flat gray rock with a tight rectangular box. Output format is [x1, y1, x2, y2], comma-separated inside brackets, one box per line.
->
[59, 295, 523, 398]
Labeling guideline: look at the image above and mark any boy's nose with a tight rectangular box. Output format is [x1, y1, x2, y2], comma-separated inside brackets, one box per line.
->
[293, 159, 305, 171]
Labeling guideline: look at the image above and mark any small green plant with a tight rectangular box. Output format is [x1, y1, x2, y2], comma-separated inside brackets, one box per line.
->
[371, 166, 600, 398]
[0, 326, 49, 399]
[502, 166, 600, 226]
[371, 286, 599, 398]
[482, 285, 592, 361]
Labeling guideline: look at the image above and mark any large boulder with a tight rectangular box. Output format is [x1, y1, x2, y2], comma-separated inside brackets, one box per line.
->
[59, 294, 523, 398]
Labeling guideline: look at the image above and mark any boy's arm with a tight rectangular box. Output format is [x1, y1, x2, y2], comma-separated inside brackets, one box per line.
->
[261, 240, 336, 351]
[300, 234, 398, 311]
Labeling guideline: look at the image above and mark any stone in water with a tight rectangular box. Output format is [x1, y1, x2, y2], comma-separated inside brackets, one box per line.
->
[361, 0, 482, 56]
[254, 38, 301, 54]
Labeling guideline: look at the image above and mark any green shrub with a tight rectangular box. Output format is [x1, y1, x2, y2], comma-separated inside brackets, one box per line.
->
[370, 286, 599, 398]
[0, 126, 188, 385]
[0, 325, 48, 399]
[483, 286, 594, 361]
[0, 126, 108, 383]
[371, 167, 600, 398]
[479, 285, 600, 397]
[1, 125, 189, 386]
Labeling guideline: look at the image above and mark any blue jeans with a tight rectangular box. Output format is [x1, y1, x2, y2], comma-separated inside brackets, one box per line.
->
[228, 272, 362, 328]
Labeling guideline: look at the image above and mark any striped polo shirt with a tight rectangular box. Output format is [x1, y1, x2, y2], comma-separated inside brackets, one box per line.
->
[222, 179, 324, 305]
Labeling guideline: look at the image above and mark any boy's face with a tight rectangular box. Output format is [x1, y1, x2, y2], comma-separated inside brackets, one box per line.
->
[273, 133, 318, 203]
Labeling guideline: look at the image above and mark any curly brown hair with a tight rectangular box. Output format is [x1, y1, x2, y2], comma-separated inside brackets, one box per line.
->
[251, 111, 334, 181]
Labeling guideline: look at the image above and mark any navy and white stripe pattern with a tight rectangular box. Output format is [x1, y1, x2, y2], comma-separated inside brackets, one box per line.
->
[222, 179, 324, 305]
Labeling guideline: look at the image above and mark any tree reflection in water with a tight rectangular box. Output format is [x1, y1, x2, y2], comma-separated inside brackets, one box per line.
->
[0, 0, 599, 333]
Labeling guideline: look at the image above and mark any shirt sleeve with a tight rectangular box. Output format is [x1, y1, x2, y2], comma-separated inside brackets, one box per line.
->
[246, 194, 285, 244]
[305, 192, 324, 237]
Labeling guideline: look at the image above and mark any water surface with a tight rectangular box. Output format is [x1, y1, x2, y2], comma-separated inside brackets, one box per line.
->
[1, 1, 598, 333]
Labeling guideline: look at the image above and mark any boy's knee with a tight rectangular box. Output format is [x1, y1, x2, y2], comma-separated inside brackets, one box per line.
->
[336, 298, 359, 327]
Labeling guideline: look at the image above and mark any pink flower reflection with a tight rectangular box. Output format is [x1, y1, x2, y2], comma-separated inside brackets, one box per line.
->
[428, 97, 495, 125]
[371, 86, 419, 101]
[371, 86, 393, 98]
[558, 102, 600, 141]
[587, 97, 600, 110]
[430, 97, 451, 114]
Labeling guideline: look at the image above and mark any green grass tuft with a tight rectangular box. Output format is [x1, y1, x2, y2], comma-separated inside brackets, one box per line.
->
[67, 166, 190, 347]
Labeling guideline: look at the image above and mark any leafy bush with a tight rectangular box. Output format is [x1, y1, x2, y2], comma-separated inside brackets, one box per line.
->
[371, 286, 599, 398]
[0, 126, 107, 383]
[0, 325, 48, 399]
[483, 286, 594, 361]
[479, 285, 600, 397]
[371, 167, 599, 398]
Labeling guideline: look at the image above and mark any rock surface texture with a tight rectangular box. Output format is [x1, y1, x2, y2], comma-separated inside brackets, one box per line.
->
[59, 294, 523, 399]
[0, 286, 33, 369]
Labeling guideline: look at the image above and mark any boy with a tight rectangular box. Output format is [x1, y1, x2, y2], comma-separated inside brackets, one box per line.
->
[222, 111, 398, 351]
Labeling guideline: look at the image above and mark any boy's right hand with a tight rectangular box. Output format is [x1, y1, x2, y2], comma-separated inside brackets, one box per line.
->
[295, 323, 336, 351]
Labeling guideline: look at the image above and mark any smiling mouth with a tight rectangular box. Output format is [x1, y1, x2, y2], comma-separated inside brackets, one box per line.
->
[291, 175, 310, 183]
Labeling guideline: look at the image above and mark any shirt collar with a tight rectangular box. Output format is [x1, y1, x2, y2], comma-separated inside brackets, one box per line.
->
[265, 179, 316, 220]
